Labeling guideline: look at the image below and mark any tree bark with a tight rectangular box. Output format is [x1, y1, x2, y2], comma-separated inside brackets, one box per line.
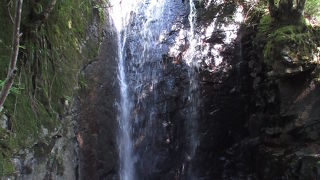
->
[268, 0, 277, 18]
[297, 0, 306, 14]
[268, 0, 305, 24]
[0, 0, 23, 110]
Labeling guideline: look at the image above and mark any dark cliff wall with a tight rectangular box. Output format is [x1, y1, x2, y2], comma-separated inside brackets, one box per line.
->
[75, 11, 119, 180]
[187, 1, 320, 179]
[75, 1, 320, 180]
[193, 1, 320, 180]
[228, 10, 320, 180]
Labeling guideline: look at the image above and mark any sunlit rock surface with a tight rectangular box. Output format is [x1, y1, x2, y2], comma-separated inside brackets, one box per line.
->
[75, 0, 320, 179]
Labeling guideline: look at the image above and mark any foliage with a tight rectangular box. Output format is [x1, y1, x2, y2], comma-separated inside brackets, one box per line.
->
[263, 25, 317, 64]
[0, 154, 15, 177]
[78, 73, 88, 90]
[0, 80, 23, 95]
[0, 0, 104, 175]
[0, 128, 15, 176]
[254, 10, 320, 71]
[305, 0, 320, 20]
[258, 15, 273, 34]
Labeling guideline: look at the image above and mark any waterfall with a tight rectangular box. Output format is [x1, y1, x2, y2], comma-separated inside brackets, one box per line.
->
[187, 0, 199, 155]
[109, 1, 138, 180]
[183, 0, 199, 178]
[109, 1, 172, 179]
[109, 0, 199, 179]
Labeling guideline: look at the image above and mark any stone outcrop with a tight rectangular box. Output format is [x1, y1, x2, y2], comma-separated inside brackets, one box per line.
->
[75, 0, 320, 179]
[185, 1, 320, 179]
[75, 9, 119, 180]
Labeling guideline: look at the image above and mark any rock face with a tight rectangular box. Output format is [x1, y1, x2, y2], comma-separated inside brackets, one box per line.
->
[180, 0, 320, 179]
[75, 0, 320, 180]
[18, 117, 78, 180]
[75, 10, 119, 180]
[115, 1, 196, 179]
[222, 11, 320, 180]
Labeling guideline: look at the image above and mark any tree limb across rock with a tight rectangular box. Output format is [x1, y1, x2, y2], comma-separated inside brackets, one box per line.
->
[0, 0, 23, 110]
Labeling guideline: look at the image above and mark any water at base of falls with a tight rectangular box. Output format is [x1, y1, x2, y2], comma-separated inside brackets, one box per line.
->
[109, 0, 199, 179]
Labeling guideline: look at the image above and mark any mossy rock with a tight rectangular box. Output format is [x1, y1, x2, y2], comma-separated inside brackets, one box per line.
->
[0, 153, 15, 177]
[261, 20, 319, 76]
[0, 0, 104, 172]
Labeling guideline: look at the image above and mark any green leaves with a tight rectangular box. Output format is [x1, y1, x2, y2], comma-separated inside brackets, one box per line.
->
[0, 80, 23, 95]
[305, 0, 320, 19]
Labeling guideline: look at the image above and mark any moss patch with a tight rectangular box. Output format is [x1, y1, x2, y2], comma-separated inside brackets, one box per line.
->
[0, 153, 15, 177]
[255, 14, 320, 70]
[264, 25, 317, 64]
[0, 0, 104, 175]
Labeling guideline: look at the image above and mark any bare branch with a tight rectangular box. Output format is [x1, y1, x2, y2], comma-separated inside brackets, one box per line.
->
[7, 0, 14, 24]
[0, 0, 23, 110]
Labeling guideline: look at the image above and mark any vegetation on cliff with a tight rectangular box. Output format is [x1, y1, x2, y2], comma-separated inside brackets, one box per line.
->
[238, 0, 320, 178]
[0, 0, 318, 178]
[251, 0, 320, 76]
[0, 0, 104, 176]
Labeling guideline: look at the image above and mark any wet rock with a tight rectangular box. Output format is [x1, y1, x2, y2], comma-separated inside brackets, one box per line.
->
[222, 8, 320, 180]
[18, 116, 78, 180]
[75, 9, 119, 179]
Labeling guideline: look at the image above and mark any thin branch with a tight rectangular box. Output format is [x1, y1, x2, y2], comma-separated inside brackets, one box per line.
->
[0, 0, 23, 110]
[7, 0, 14, 24]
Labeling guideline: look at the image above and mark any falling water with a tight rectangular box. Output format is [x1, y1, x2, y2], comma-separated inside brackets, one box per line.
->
[109, 1, 138, 180]
[186, 0, 197, 66]
[109, 0, 199, 179]
[109, 0, 173, 179]
[183, 0, 199, 178]
[187, 0, 199, 155]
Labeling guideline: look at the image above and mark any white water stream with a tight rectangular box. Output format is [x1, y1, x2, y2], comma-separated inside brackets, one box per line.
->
[109, 1, 198, 179]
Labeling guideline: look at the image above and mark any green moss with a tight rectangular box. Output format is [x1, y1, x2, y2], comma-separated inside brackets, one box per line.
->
[305, 0, 320, 21]
[94, 2, 106, 23]
[254, 14, 273, 50]
[258, 15, 273, 34]
[0, 80, 24, 96]
[78, 73, 87, 90]
[263, 25, 318, 65]
[255, 13, 319, 68]
[0, 0, 104, 171]
[0, 154, 15, 177]
[0, 1, 13, 79]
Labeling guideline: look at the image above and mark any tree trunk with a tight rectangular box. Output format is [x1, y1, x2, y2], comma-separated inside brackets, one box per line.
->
[268, 0, 305, 24]
[297, 0, 306, 15]
[280, 0, 294, 13]
[0, 0, 23, 110]
[268, 0, 277, 18]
